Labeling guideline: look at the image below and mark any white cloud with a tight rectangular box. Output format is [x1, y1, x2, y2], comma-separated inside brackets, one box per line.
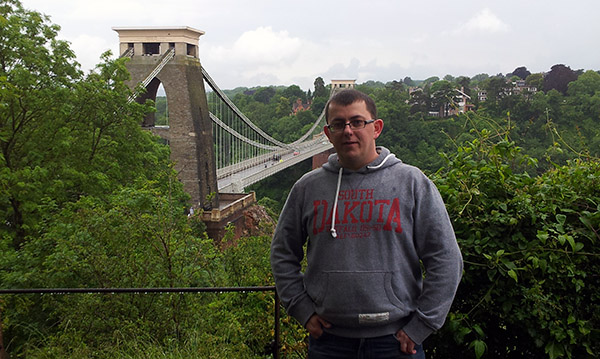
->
[69, 34, 117, 72]
[231, 26, 303, 64]
[462, 8, 510, 33]
[202, 27, 325, 88]
[20, 0, 599, 89]
[201, 27, 419, 89]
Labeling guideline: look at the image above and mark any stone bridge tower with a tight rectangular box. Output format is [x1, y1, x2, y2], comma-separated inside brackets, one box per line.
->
[113, 26, 218, 209]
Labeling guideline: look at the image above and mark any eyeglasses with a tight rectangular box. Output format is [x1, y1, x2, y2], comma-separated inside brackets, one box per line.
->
[327, 119, 374, 133]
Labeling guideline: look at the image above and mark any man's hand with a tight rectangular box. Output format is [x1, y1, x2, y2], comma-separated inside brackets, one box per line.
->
[395, 329, 417, 354]
[305, 314, 331, 339]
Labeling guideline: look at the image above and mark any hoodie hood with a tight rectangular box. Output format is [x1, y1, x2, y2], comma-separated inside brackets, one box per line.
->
[322, 146, 401, 237]
[322, 146, 401, 174]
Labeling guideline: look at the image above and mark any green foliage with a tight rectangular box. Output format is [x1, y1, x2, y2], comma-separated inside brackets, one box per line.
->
[1, 0, 81, 249]
[2, 205, 284, 358]
[313, 77, 327, 98]
[429, 119, 599, 358]
[544, 64, 578, 94]
[0, 1, 159, 251]
[155, 96, 168, 125]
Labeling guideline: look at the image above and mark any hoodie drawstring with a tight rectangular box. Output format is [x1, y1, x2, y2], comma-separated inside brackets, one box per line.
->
[367, 153, 395, 170]
[330, 167, 343, 238]
[329, 154, 394, 238]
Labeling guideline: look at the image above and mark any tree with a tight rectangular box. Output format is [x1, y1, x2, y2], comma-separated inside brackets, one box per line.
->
[482, 76, 507, 107]
[525, 73, 544, 91]
[510, 66, 531, 80]
[470, 73, 490, 86]
[430, 80, 456, 117]
[403, 76, 416, 87]
[0, 0, 174, 250]
[311, 96, 328, 117]
[252, 86, 276, 104]
[0, 1, 197, 355]
[423, 76, 440, 86]
[282, 84, 306, 103]
[313, 76, 327, 98]
[443, 74, 455, 82]
[566, 70, 600, 123]
[0, 0, 82, 248]
[274, 96, 292, 119]
[544, 64, 578, 94]
[408, 88, 429, 115]
[456, 76, 472, 96]
[566, 69, 600, 97]
[386, 80, 404, 91]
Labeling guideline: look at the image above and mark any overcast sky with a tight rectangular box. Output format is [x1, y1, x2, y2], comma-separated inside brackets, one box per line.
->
[19, 0, 600, 91]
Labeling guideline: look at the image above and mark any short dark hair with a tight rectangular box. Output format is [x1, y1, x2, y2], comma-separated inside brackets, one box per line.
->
[325, 89, 377, 123]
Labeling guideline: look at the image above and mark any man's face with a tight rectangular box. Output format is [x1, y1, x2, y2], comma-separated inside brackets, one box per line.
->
[324, 100, 383, 171]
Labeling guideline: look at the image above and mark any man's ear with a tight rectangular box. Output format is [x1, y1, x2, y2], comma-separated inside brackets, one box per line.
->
[373, 119, 384, 139]
[324, 125, 332, 141]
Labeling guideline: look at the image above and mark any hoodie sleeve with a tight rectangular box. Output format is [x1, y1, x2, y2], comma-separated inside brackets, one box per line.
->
[403, 174, 463, 344]
[270, 181, 316, 327]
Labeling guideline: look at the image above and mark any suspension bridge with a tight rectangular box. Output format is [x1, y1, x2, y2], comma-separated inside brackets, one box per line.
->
[124, 44, 334, 193]
[112, 27, 355, 218]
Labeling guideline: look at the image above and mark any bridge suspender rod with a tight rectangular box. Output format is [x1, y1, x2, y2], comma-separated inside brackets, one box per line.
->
[202, 68, 291, 149]
[209, 113, 281, 151]
[204, 67, 333, 148]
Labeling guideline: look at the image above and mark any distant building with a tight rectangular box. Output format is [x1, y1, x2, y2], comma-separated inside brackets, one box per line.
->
[510, 80, 537, 97]
[476, 88, 488, 102]
[474, 79, 537, 104]
[292, 98, 311, 114]
[448, 87, 473, 116]
[331, 79, 356, 91]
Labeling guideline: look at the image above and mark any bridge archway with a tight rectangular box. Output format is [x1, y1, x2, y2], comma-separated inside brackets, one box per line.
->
[155, 83, 169, 127]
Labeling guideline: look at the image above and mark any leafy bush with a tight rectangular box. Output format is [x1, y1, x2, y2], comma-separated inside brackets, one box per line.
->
[429, 123, 599, 358]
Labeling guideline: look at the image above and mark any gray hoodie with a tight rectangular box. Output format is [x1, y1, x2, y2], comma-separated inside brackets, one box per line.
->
[270, 146, 462, 344]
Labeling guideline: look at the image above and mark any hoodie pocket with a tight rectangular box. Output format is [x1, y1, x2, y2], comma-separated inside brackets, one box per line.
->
[308, 271, 408, 327]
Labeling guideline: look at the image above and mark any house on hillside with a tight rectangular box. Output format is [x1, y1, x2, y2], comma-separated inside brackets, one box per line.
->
[510, 80, 537, 98]
[447, 87, 473, 116]
[410, 86, 474, 118]
[292, 98, 311, 114]
[475, 88, 488, 102]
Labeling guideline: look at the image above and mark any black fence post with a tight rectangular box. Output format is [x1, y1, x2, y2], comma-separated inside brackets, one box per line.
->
[273, 290, 280, 359]
[0, 303, 8, 359]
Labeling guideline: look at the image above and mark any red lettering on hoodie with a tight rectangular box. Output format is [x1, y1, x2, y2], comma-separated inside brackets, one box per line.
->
[312, 195, 403, 235]
[312, 200, 328, 234]
[383, 198, 403, 233]
[375, 200, 390, 222]
[342, 201, 360, 224]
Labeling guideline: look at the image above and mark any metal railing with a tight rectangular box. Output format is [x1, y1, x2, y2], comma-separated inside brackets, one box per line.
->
[0, 286, 281, 358]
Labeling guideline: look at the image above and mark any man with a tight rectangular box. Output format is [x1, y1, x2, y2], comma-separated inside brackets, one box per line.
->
[270, 89, 462, 358]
